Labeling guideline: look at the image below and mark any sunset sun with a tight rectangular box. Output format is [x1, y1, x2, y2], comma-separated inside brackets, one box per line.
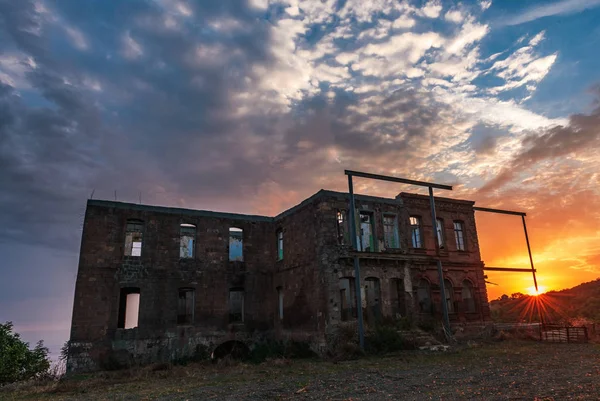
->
[526, 285, 547, 296]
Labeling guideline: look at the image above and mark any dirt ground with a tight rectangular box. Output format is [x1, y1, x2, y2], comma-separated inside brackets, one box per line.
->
[3, 341, 600, 400]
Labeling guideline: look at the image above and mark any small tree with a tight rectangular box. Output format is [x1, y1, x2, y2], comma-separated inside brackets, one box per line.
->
[0, 322, 50, 385]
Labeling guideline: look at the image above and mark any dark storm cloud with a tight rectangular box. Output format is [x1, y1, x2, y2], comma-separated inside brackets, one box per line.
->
[480, 86, 600, 193]
[0, 0, 276, 249]
[0, 0, 456, 253]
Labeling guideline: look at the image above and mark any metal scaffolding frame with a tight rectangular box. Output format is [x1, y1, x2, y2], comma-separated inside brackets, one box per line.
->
[472, 206, 539, 294]
[344, 170, 542, 348]
[345, 170, 453, 349]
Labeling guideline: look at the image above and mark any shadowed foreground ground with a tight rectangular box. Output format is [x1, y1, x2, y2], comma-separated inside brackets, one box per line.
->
[3, 341, 600, 400]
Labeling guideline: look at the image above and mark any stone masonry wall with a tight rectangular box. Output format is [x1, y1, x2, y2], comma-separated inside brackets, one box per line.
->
[68, 201, 277, 371]
[68, 190, 491, 372]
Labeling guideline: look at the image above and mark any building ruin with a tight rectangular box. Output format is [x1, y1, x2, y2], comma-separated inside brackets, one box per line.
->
[67, 189, 491, 372]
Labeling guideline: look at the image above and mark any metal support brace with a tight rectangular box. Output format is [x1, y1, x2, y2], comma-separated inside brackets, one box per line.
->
[347, 175, 365, 350]
[344, 170, 454, 349]
[428, 187, 451, 338]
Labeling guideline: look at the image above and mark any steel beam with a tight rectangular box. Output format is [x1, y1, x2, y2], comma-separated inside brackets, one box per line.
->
[428, 187, 451, 336]
[483, 267, 538, 272]
[344, 170, 453, 190]
[473, 206, 526, 216]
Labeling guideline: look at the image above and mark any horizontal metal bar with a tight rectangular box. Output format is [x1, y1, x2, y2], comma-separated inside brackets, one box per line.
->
[344, 170, 453, 191]
[483, 267, 536, 272]
[473, 206, 526, 216]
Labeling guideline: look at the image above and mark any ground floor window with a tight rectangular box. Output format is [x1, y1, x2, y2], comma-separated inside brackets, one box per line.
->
[118, 287, 140, 329]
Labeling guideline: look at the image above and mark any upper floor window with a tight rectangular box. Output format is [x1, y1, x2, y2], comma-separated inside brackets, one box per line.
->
[336, 210, 349, 245]
[180, 224, 196, 259]
[229, 227, 243, 261]
[358, 211, 374, 252]
[454, 221, 466, 251]
[436, 218, 445, 249]
[409, 216, 422, 248]
[383, 214, 399, 249]
[177, 288, 195, 325]
[125, 220, 143, 257]
[276, 229, 284, 260]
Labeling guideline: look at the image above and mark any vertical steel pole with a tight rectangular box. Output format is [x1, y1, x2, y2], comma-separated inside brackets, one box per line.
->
[522, 215, 543, 324]
[347, 174, 365, 350]
[428, 187, 451, 336]
[521, 216, 538, 293]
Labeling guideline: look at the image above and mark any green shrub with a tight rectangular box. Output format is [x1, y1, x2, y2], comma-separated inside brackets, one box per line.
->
[365, 325, 405, 354]
[0, 321, 51, 385]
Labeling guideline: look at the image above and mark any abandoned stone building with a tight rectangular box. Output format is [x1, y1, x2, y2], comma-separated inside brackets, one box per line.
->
[67, 189, 491, 372]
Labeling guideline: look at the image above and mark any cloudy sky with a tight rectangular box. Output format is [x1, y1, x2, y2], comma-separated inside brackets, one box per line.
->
[1, 0, 600, 357]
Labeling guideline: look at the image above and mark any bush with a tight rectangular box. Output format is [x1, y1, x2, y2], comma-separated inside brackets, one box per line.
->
[365, 325, 406, 354]
[0, 322, 51, 386]
[247, 340, 316, 364]
[326, 322, 364, 360]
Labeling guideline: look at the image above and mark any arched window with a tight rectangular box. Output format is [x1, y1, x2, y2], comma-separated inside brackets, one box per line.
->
[444, 279, 454, 313]
[390, 278, 406, 317]
[364, 277, 382, 323]
[339, 277, 357, 321]
[417, 279, 431, 313]
[462, 280, 476, 313]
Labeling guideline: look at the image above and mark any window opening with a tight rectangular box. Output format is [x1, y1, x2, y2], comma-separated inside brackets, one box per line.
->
[125, 220, 143, 257]
[383, 214, 399, 249]
[277, 287, 283, 320]
[364, 277, 381, 324]
[417, 279, 432, 313]
[180, 223, 196, 259]
[390, 278, 406, 317]
[336, 210, 349, 245]
[436, 218, 445, 249]
[339, 277, 357, 321]
[229, 227, 243, 261]
[229, 288, 244, 323]
[358, 211, 374, 252]
[410, 216, 422, 248]
[462, 280, 476, 313]
[454, 221, 466, 251]
[177, 288, 195, 325]
[118, 287, 140, 329]
[444, 279, 454, 313]
[276, 229, 283, 260]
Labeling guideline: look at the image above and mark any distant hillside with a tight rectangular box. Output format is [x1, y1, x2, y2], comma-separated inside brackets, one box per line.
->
[490, 278, 600, 324]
